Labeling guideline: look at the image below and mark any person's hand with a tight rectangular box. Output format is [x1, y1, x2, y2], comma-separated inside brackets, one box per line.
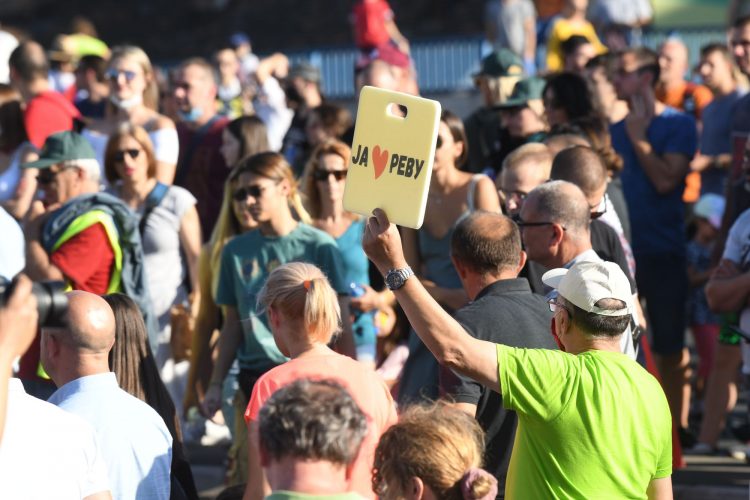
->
[23, 200, 59, 241]
[625, 93, 654, 141]
[200, 382, 222, 420]
[712, 260, 740, 280]
[363, 209, 408, 276]
[0, 275, 38, 365]
[350, 284, 382, 312]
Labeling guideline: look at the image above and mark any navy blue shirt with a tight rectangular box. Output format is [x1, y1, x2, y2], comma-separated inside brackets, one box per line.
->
[611, 107, 697, 255]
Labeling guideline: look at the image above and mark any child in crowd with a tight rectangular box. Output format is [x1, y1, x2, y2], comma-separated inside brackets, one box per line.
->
[686, 194, 725, 396]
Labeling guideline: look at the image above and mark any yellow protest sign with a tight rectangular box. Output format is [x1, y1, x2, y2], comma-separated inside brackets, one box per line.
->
[343, 86, 441, 229]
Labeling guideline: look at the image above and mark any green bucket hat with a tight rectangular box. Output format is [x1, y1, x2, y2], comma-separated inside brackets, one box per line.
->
[494, 77, 547, 109]
[22, 131, 97, 169]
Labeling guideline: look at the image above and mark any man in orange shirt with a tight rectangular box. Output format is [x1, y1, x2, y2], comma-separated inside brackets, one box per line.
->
[656, 38, 713, 203]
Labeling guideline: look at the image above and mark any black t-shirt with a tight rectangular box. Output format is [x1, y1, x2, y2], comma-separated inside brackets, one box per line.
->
[440, 278, 557, 498]
[590, 219, 637, 293]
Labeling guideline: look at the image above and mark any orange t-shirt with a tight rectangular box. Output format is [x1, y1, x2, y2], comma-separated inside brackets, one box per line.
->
[245, 352, 397, 499]
[655, 81, 713, 120]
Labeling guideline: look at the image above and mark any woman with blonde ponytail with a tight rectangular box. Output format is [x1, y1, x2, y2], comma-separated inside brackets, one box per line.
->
[201, 152, 357, 486]
[242, 262, 397, 500]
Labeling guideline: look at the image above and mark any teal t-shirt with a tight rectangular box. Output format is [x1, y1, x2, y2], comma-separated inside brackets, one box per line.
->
[216, 223, 349, 372]
[497, 345, 672, 500]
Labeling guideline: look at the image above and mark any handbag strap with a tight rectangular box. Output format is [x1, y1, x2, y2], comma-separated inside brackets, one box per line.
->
[139, 182, 170, 235]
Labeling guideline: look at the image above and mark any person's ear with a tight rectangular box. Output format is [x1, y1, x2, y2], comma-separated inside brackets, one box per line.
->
[267, 305, 281, 330]
[408, 477, 425, 500]
[551, 223, 565, 245]
[259, 443, 270, 468]
[453, 140, 465, 163]
[516, 249, 527, 274]
[277, 178, 291, 198]
[451, 255, 468, 281]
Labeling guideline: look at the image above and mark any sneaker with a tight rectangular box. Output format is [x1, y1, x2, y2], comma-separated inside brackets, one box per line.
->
[684, 442, 717, 456]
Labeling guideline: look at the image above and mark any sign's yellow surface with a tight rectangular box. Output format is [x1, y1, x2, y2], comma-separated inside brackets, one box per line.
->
[343, 86, 441, 229]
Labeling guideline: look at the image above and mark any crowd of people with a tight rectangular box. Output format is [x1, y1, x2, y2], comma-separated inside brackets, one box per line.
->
[1, 1, 750, 499]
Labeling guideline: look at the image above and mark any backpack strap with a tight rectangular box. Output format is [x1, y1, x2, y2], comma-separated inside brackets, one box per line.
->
[139, 182, 170, 235]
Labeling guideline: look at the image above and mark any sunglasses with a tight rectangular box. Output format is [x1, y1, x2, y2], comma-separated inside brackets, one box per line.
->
[589, 194, 608, 220]
[36, 166, 76, 186]
[313, 170, 347, 182]
[513, 215, 567, 231]
[113, 149, 141, 163]
[233, 184, 268, 201]
[547, 298, 571, 315]
[106, 69, 138, 82]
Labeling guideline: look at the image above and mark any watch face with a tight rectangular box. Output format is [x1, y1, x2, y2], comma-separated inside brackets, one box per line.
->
[386, 271, 403, 290]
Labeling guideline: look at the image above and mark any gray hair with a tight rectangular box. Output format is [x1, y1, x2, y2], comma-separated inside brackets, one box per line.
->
[528, 180, 590, 236]
[62, 158, 101, 184]
[258, 378, 368, 465]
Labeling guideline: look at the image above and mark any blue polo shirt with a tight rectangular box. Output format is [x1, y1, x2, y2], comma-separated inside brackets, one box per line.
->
[49, 372, 172, 500]
[611, 107, 697, 255]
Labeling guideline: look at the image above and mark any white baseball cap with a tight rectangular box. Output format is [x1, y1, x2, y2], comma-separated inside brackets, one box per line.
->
[542, 261, 631, 317]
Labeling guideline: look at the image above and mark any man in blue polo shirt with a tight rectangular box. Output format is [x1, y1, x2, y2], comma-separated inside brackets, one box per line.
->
[611, 46, 697, 444]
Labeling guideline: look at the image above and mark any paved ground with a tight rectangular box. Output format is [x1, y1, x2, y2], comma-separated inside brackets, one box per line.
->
[188, 440, 750, 500]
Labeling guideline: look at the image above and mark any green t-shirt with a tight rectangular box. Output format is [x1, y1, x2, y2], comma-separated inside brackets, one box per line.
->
[216, 223, 348, 372]
[266, 492, 365, 500]
[497, 345, 672, 500]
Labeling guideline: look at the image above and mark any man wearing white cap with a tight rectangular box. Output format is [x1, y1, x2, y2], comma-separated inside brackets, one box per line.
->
[362, 208, 673, 499]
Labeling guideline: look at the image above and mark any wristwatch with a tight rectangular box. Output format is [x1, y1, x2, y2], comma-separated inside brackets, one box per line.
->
[384, 266, 414, 291]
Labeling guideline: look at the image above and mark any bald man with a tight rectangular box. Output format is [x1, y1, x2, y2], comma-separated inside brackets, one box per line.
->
[655, 39, 712, 121]
[518, 180, 636, 358]
[440, 211, 556, 491]
[8, 40, 80, 148]
[43, 291, 172, 500]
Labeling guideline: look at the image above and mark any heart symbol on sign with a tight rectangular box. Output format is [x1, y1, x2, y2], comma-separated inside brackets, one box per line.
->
[372, 145, 389, 180]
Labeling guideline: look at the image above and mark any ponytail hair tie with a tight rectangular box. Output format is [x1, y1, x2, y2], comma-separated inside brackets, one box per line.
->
[302, 280, 313, 292]
[460, 468, 498, 500]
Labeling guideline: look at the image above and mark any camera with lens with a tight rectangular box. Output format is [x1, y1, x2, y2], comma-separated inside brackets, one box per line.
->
[0, 278, 68, 328]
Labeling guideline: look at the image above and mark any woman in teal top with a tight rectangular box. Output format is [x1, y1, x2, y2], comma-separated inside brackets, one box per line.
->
[302, 139, 377, 366]
[201, 152, 354, 485]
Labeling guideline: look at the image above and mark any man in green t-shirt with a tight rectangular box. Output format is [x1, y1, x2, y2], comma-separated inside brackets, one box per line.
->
[363, 208, 672, 500]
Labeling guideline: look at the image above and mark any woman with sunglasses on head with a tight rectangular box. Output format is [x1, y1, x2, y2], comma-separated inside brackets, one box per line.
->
[0, 84, 38, 220]
[242, 262, 397, 500]
[104, 123, 201, 420]
[398, 110, 500, 404]
[201, 152, 355, 486]
[82, 45, 178, 185]
[302, 139, 379, 367]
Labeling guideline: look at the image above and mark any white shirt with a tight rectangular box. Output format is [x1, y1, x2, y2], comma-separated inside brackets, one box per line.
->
[49, 373, 172, 500]
[255, 76, 294, 152]
[0, 378, 111, 499]
[0, 206, 24, 280]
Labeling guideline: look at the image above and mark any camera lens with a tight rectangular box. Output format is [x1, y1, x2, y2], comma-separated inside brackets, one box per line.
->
[33, 281, 68, 328]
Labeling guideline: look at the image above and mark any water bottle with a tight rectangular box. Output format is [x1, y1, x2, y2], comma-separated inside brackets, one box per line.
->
[349, 282, 365, 298]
